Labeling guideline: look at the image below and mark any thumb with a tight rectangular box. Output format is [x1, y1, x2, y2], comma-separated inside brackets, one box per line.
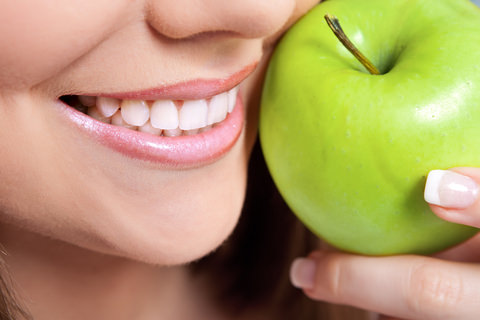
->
[424, 167, 480, 228]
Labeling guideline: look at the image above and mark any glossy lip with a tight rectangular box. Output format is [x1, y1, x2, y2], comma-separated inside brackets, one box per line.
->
[56, 64, 256, 168]
[59, 94, 243, 168]
[92, 62, 257, 101]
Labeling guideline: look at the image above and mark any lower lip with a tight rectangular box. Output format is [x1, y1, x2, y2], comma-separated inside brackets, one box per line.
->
[57, 93, 244, 168]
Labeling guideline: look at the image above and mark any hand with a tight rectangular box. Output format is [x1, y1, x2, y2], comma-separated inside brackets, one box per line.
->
[289, 168, 480, 320]
[424, 168, 480, 229]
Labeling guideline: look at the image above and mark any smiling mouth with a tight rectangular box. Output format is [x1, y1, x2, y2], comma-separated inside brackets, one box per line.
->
[56, 63, 257, 167]
[60, 85, 239, 137]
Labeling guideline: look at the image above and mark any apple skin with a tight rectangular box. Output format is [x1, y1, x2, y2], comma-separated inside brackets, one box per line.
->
[260, 0, 480, 255]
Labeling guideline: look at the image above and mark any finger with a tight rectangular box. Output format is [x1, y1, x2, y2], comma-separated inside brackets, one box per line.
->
[424, 168, 480, 228]
[290, 251, 480, 320]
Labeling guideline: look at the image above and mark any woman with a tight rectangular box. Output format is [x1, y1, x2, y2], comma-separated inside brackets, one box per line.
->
[0, 0, 479, 319]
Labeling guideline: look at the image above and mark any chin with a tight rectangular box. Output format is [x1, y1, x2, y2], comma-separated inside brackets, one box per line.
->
[73, 181, 246, 266]
[107, 213, 243, 265]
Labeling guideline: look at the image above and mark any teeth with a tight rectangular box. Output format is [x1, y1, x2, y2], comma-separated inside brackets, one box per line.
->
[76, 85, 239, 136]
[111, 110, 137, 130]
[227, 86, 238, 113]
[97, 97, 120, 117]
[79, 95, 97, 107]
[138, 120, 162, 135]
[164, 128, 182, 137]
[150, 100, 179, 130]
[184, 129, 199, 136]
[199, 125, 213, 133]
[121, 100, 149, 126]
[87, 107, 111, 124]
[179, 99, 208, 130]
[207, 92, 228, 125]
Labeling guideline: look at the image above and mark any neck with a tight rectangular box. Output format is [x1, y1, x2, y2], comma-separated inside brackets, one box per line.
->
[0, 223, 212, 320]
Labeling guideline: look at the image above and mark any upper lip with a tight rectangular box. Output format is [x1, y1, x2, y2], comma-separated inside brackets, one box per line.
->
[74, 62, 258, 101]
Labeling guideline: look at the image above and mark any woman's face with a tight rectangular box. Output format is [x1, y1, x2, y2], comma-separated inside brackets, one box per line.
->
[0, 0, 317, 265]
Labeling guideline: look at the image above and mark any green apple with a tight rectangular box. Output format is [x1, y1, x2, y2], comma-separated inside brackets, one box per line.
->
[260, 0, 480, 255]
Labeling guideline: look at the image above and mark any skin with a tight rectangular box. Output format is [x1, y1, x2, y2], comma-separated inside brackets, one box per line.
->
[0, 0, 318, 319]
[0, 0, 307, 266]
[1, 0, 479, 320]
[297, 181, 480, 320]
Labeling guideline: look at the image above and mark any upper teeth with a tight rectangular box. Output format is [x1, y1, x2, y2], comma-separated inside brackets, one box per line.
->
[83, 86, 239, 136]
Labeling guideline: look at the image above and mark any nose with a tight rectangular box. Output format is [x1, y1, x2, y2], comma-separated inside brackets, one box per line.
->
[145, 0, 296, 39]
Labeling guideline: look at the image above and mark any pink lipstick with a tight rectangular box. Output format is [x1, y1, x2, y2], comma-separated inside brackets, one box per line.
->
[57, 63, 256, 168]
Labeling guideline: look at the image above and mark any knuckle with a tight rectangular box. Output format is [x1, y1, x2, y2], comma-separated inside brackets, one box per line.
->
[320, 254, 344, 300]
[406, 263, 463, 319]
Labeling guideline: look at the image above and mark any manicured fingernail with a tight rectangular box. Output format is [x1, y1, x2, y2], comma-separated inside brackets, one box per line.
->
[424, 170, 479, 209]
[290, 258, 316, 289]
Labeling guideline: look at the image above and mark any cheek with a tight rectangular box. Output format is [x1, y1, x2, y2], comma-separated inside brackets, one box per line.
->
[0, 0, 132, 88]
[0, 94, 249, 265]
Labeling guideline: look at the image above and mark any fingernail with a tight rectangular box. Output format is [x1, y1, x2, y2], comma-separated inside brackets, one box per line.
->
[424, 170, 479, 209]
[290, 258, 316, 289]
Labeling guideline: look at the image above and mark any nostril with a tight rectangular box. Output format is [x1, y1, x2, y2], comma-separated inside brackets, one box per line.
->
[144, 0, 296, 40]
[147, 25, 243, 42]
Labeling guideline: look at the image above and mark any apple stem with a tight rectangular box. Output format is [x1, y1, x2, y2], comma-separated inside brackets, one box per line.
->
[324, 14, 380, 75]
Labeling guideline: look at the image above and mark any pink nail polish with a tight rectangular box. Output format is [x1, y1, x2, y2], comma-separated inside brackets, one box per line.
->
[424, 170, 479, 209]
[290, 258, 316, 289]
